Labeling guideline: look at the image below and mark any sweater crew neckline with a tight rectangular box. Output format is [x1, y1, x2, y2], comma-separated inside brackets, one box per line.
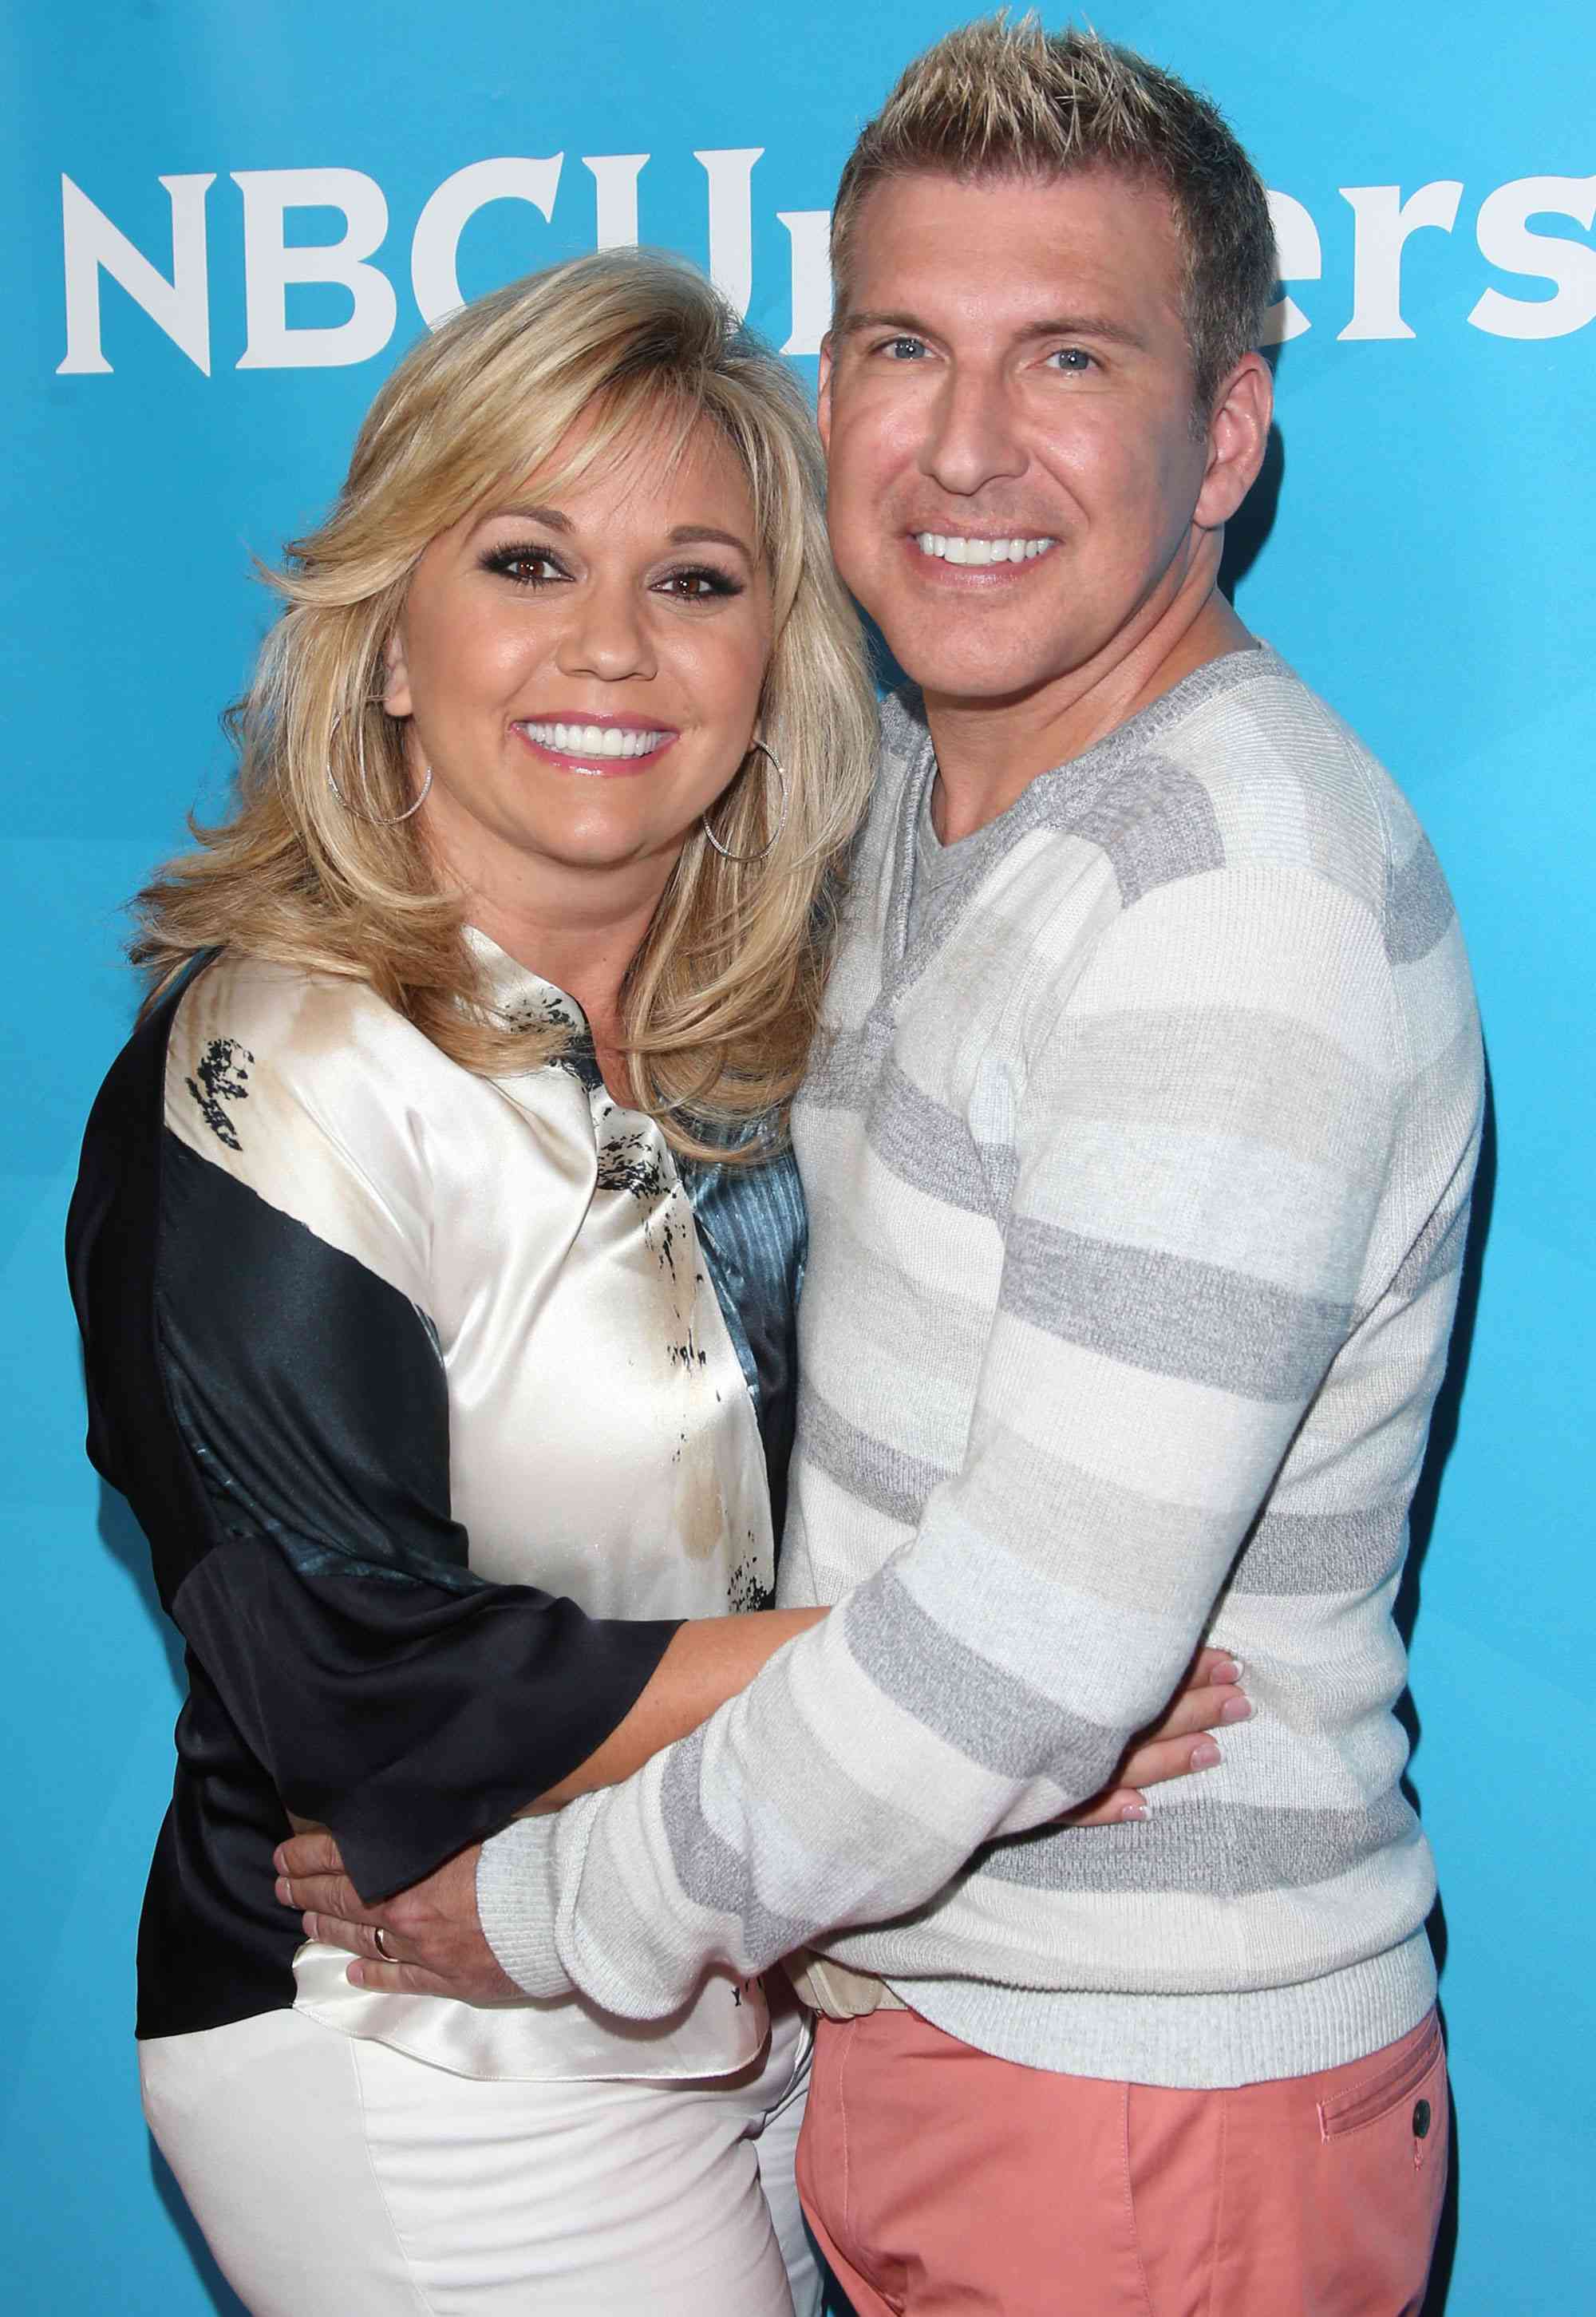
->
[894, 640, 1280, 979]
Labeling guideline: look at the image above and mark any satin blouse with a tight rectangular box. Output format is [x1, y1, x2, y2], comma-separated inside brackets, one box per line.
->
[67, 933, 804, 2080]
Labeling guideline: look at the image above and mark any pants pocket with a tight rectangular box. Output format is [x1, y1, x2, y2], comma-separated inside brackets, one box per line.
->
[1317, 2008, 1444, 2153]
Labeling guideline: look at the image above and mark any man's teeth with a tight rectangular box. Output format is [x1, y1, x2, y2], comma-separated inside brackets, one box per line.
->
[519, 722, 670, 758]
[915, 534, 1057, 565]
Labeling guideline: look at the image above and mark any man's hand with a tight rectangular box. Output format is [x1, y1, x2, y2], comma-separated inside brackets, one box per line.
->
[273, 1834, 524, 2003]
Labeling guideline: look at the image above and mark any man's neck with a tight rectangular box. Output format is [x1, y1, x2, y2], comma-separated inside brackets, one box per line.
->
[924, 579, 1256, 847]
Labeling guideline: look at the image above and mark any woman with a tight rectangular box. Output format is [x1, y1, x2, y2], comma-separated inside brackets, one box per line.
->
[68, 250, 1238, 2316]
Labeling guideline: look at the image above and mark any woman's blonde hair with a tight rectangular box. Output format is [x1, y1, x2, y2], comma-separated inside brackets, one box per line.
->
[132, 250, 879, 1156]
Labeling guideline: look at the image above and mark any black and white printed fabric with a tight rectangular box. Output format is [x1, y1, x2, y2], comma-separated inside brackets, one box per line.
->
[67, 931, 802, 2080]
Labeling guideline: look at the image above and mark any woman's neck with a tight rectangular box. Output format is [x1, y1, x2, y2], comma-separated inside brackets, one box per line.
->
[421, 808, 681, 1097]
[468, 888, 658, 1099]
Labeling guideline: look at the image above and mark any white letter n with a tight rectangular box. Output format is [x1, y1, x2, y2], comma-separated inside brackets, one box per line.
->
[58, 172, 214, 376]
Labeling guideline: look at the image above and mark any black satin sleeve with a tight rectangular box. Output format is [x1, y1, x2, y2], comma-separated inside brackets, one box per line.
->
[67, 986, 680, 2033]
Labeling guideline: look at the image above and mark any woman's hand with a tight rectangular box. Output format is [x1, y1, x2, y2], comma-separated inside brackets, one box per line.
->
[1058, 1647, 1248, 1826]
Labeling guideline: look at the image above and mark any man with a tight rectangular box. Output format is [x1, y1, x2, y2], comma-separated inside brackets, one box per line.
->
[281, 22, 1479, 2310]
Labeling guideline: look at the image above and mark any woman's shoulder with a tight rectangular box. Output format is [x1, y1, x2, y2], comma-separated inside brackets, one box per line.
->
[173, 949, 438, 1064]
[161, 951, 476, 1257]
[168, 949, 469, 1133]
[161, 948, 592, 1257]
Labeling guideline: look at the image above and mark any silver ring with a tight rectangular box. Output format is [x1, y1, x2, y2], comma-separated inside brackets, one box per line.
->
[373, 1925, 396, 1961]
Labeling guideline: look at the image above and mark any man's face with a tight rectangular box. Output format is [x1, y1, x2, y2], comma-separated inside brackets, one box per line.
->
[820, 168, 1227, 710]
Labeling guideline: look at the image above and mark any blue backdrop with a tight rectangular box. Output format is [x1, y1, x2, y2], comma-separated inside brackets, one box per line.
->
[4, 6, 1590, 2311]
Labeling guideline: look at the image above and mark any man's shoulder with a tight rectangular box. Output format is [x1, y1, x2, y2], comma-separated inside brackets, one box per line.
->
[1120, 651, 1474, 1034]
[1104, 647, 1436, 924]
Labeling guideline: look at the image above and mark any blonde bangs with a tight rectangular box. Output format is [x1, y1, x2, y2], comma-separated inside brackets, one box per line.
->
[132, 248, 879, 1155]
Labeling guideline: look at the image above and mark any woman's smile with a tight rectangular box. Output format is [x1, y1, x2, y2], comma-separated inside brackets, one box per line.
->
[511, 713, 681, 775]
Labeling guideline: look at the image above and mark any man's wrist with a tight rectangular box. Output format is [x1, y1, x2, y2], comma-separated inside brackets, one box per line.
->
[475, 1817, 572, 1999]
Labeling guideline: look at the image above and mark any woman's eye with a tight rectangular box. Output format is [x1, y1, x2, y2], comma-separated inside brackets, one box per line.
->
[484, 545, 564, 585]
[658, 567, 741, 603]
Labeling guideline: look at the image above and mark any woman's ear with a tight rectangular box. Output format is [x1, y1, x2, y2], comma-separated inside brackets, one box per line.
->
[381, 625, 413, 719]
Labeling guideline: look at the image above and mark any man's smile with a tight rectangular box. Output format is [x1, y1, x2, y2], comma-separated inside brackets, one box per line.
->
[911, 532, 1059, 565]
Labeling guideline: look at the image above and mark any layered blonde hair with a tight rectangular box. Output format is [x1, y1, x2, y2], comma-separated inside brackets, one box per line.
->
[830, 14, 1277, 413]
[133, 251, 878, 1157]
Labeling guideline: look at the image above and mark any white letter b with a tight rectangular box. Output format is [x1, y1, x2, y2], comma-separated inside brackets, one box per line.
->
[234, 168, 397, 370]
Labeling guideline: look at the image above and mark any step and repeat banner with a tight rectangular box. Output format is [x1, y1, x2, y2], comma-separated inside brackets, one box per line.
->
[3, 5, 1590, 2311]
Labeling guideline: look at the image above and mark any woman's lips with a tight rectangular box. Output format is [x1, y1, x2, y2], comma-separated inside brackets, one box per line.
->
[512, 718, 679, 775]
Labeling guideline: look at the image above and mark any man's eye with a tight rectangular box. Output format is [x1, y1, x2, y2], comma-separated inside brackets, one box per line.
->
[1049, 347, 1095, 374]
[882, 336, 927, 360]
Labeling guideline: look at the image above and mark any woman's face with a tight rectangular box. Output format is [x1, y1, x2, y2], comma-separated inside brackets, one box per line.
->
[385, 417, 774, 915]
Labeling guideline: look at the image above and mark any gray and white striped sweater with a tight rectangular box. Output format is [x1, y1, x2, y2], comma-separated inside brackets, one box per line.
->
[480, 646, 1483, 2087]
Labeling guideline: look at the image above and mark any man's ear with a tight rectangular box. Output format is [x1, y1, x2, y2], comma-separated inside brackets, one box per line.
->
[817, 333, 836, 453]
[1195, 350, 1273, 531]
[381, 624, 413, 720]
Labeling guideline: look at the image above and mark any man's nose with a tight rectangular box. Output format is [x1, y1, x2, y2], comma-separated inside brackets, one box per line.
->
[918, 366, 1028, 498]
[554, 579, 658, 682]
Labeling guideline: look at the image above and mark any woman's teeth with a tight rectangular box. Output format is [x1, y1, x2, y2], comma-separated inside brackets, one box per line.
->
[914, 534, 1057, 565]
[519, 722, 670, 758]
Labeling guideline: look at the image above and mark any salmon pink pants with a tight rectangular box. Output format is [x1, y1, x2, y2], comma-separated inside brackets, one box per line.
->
[796, 2007, 1447, 2316]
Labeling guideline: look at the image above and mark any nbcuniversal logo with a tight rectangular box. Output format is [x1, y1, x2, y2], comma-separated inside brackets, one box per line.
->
[55, 152, 1596, 375]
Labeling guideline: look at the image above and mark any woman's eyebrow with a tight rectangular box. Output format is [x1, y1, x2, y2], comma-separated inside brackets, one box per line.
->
[472, 510, 751, 559]
[479, 502, 571, 530]
[666, 525, 755, 559]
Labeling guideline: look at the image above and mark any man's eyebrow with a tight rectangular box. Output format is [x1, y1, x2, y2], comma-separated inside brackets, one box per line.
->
[838, 310, 1149, 351]
[1018, 314, 1149, 351]
[836, 310, 933, 339]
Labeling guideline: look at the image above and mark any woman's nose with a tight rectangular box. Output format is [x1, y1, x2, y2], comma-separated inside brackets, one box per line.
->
[553, 580, 658, 682]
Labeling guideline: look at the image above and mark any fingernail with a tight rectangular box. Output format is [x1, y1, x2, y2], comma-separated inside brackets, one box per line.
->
[1220, 1695, 1253, 1723]
[1191, 1738, 1222, 1769]
[349, 1963, 365, 1988]
[275, 1877, 290, 1904]
[1120, 1801, 1149, 1821]
[1213, 1658, 1242, 1685]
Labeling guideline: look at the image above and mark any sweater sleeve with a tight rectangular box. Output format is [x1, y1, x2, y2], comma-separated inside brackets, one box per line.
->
[68, 972, 680, 1905]
[476, 865, 1408, 2011]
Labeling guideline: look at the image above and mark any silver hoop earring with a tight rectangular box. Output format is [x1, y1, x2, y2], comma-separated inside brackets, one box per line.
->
[326, 708, 433, 826]
[700, 739, 788, 864]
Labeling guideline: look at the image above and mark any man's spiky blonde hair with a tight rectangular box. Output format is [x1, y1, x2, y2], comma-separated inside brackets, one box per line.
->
[830, 14, 1276, 410]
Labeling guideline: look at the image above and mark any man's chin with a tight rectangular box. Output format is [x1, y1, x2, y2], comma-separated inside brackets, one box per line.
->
[890, 642, 1073, 714]
[861, 599, 1071, 710]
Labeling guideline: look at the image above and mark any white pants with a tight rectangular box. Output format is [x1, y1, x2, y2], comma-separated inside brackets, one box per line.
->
[139, 1991, 817, 2316]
